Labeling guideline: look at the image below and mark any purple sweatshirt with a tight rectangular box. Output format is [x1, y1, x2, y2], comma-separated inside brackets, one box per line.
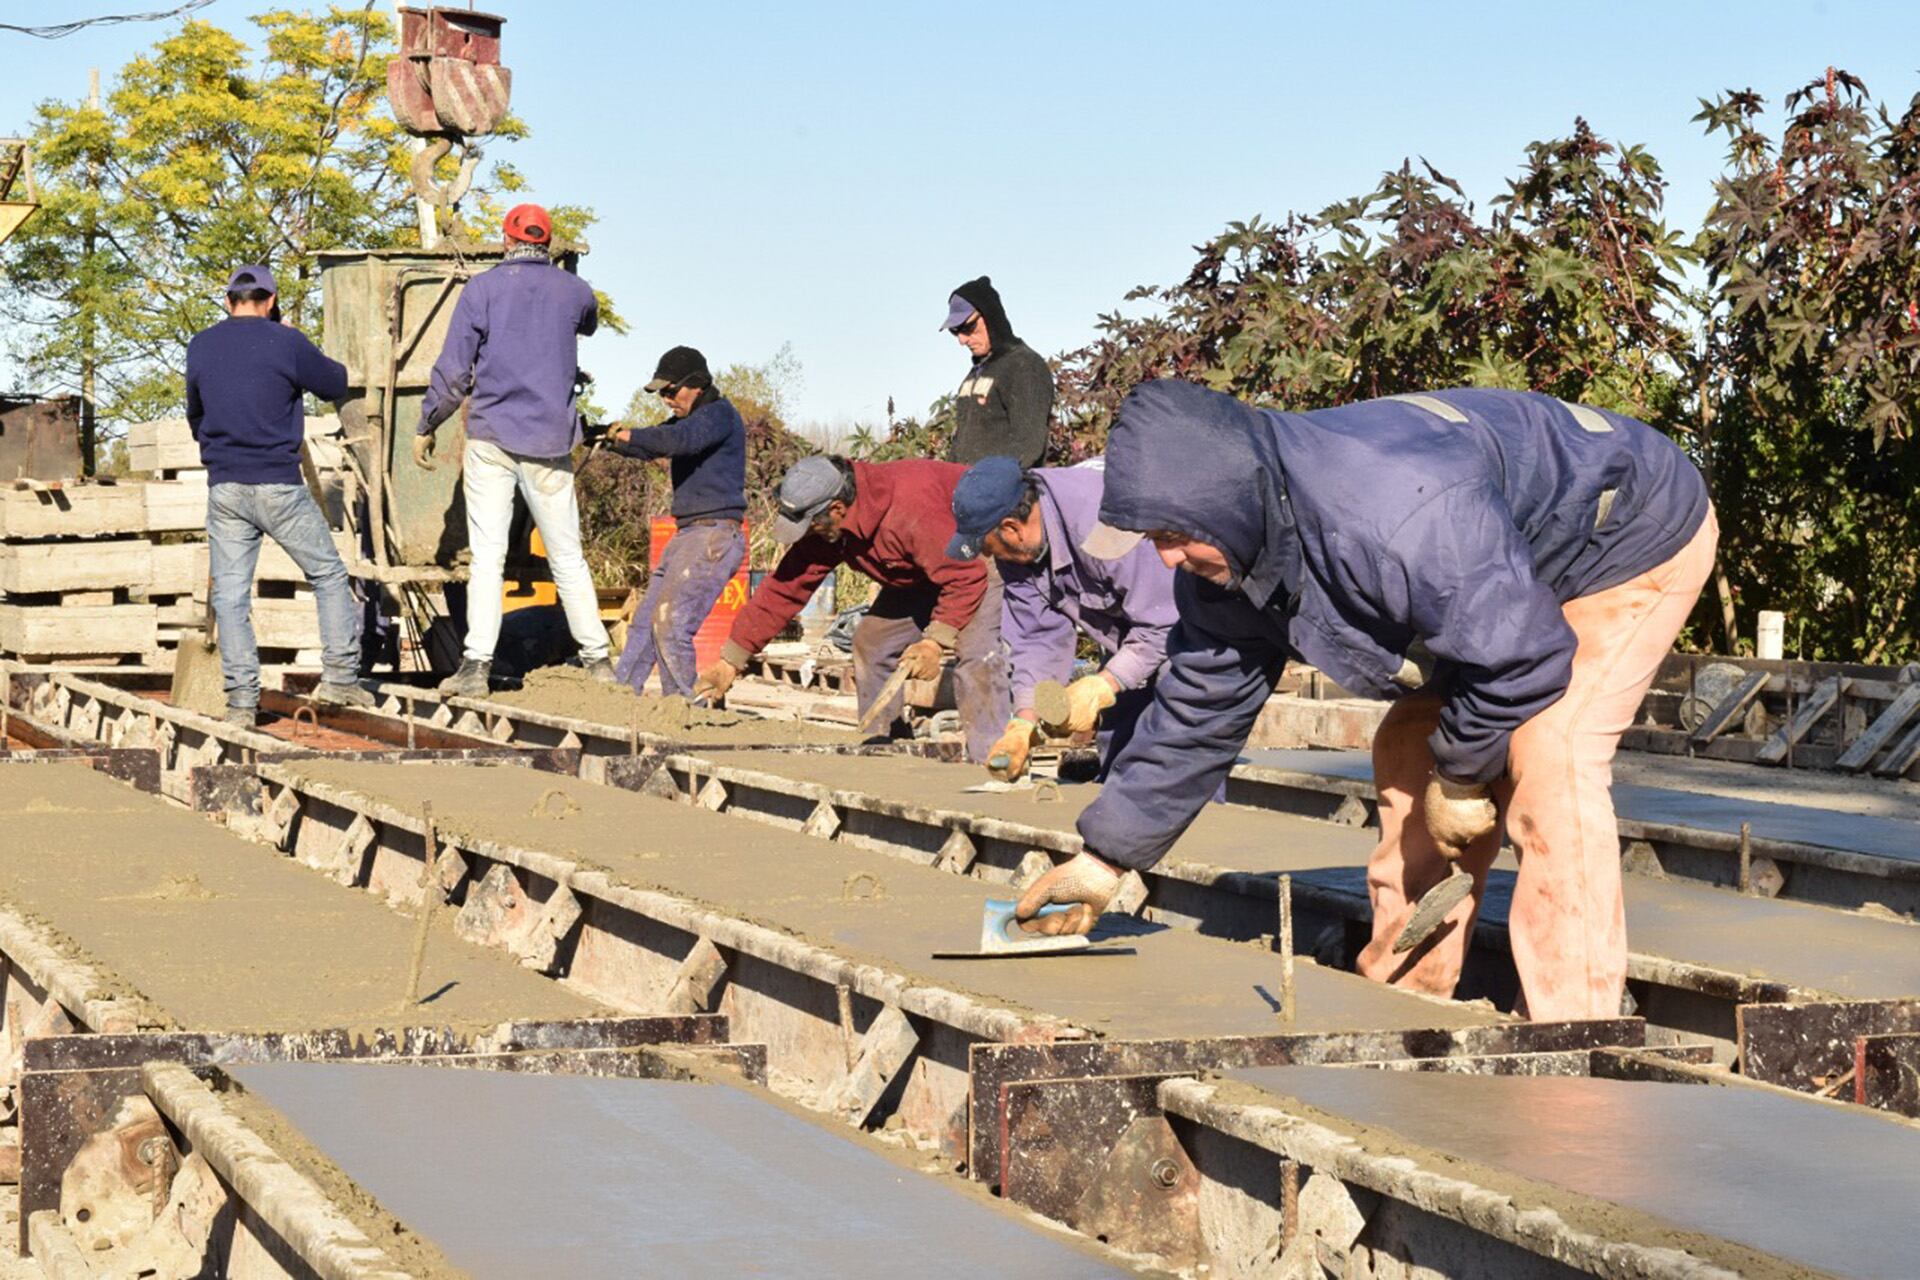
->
[1001, 466, 1178, 711]
[419, 256, 598, 458]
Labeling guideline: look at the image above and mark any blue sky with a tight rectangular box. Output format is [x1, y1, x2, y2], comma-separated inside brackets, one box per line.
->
[9, 1, 1920, 432]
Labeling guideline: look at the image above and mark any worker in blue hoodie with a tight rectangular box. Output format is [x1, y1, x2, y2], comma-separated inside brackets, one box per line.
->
[185, 264, 370, 726]
[608, 346, 747, 698]
[1015, 382, 1715, 1024]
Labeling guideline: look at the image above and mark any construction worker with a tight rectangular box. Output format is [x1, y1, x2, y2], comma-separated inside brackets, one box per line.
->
[415, 203, 613, 697]
[607, 346, 747, 697]
[947, 455, 1176, 780]
[692, 456, 1012, 761]
[942, 276, 1053, 467]
[185, 264, 371, 727]
[1017, 381, 1716, 1024]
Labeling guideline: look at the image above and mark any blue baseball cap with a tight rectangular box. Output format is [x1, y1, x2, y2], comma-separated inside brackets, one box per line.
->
[224, 264, 277, 296]
[940, 293, 977, 332]
[947, 455, 1027, 560]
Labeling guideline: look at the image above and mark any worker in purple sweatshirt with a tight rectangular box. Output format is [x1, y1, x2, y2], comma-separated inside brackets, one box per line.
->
[946, 456, 1176, 780]
[607, 346, 747, 698]
[184, 264, 370, 726]
[415, 203, 613, 697]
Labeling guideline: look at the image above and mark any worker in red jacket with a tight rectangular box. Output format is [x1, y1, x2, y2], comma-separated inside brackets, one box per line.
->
[693, 455, 1011, 761]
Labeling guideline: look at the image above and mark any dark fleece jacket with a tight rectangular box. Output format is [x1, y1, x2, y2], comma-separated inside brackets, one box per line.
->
[946, 276, 1053, 467]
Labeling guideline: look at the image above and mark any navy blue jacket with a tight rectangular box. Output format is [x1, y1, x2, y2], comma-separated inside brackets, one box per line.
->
[185, 317, 348, 486]
[1077, 381, 1709, 872]
[610, 392, 747, 523]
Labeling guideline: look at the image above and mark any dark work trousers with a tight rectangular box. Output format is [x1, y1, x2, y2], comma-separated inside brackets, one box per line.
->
[1094, 682, 1156, 781]
[615, 520, 746, 698]
[852, 569, 1010, 763]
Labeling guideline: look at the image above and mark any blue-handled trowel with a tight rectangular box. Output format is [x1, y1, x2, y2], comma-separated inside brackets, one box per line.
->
[930, 899, 1100, 960]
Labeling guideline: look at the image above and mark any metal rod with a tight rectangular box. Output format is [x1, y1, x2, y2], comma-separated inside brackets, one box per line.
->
[1738, 821, 1753, 894]
[402, 800, 439, 1007]
[1279, 873, 1296, 1026]
[1280, 1158, 1301, 1249]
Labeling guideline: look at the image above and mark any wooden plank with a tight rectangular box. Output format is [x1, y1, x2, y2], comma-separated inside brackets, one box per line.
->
[0, 603, 155, 656]
[0, 540, 152, 594]
[1836, 684, 1920, 771]
[1875, 717, 1920, 779]
[1689, 669, 1769, 746]
[1755, 676, 1846, 764]
[0, 484, 145, 539]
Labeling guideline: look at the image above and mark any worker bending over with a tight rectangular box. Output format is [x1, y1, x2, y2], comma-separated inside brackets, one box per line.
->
[609, 346, 747, 697]
[947, 455, 1176, 780]
[416, 204, 613, 697]
[694, 456, 1011, 761]
[185, 264, 370, 726]
[942, 276, 1053, 467]
[1020, 382, 1715, 1023]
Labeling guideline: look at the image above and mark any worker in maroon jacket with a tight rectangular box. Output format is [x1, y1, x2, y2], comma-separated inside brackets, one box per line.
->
[692, 455, 1011, 761]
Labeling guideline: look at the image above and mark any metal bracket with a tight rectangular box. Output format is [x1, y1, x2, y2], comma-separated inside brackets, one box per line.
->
[663, 937, 728, 1016]
[823, 1005, 918, 1126]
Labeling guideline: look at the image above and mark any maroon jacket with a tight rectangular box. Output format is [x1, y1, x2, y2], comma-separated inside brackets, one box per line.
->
[722, 459, 987, 663]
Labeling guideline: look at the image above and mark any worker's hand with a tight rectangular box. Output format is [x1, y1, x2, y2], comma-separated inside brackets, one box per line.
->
[1061, 672, 1120, 733]
[412, 432, 437, 470]
[1015, 850, 1123, 936]
[898, 637, 945, 682]
[609, 426, 632, 445]
[1423, 773, 1497, 861]
[986, 717, 1039, 781]
[692, 659, 738, 704]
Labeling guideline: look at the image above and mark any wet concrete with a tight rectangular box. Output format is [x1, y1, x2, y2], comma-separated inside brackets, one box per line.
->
[712, 752, 1920, 1001]
[232, 1062, 1132, 1278]
[1221, 1065, 1920, 1279]
[489, 666, 861, 745]
[1242, 747, 1920, 865]
[0, 764, 599, 1032]
[280, 760, 1499, 1038]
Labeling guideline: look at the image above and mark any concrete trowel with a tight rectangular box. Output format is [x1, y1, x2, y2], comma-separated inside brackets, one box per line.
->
[169, 564, 226, 719]
[1390, 864, 1475, 954]
[931, 899, 1095, 960]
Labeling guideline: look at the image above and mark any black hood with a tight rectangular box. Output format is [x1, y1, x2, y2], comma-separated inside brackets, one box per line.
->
[1098, 379, 1301, 609]
[950, 275, 1018, 352]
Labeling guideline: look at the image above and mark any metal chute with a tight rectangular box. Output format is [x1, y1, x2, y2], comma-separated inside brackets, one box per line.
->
[386, 7, 511, 208]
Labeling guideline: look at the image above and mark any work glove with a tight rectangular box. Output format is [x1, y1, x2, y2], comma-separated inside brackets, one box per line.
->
[898, 637, 945, 682]
[412, 431, 437, 470]
[692, 658, 739, 704]
[1060, 672, 1119, 734]
[1015, 850, 1123, 936]
[1424, 773, 1497, 861]
[986, 717, 1040, 781]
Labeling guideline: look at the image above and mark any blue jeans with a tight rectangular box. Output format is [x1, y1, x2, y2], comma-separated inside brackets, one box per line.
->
[615, 520, 746, 697]
[208, 482, 361, 708]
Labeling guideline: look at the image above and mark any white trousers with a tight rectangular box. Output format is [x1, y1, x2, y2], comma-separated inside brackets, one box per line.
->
[460, 439, 611, 664]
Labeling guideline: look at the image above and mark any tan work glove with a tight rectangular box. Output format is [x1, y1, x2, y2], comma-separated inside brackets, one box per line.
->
[898, 636, 945, 682]
[1061, 672, 1119, 733]
[1424, 773, 1497, 860]
[692, 658, 738, 703]
[986, 717, 1039, 781]
[1015, 850, 1123, 936]
[412, 432, 437, 470]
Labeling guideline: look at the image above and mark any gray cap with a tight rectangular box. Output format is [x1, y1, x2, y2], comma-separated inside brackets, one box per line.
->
[770, 456, 846, 544]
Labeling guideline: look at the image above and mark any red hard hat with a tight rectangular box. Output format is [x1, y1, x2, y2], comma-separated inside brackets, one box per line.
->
[503, 203, 552, 245]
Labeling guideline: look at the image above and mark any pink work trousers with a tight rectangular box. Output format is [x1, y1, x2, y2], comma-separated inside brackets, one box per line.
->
[1355, 510, 1719, 1022]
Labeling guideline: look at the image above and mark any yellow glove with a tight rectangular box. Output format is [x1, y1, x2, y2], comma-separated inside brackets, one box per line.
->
[1061, 672, 1119, 733]
[1015, 850, 1123, 936]
[692, 658, 739, 703]
[986, 717, 1039, 781]
[899, 636, 945, 682]
[412, 432, 437, 470]
[1423, 773, 1497, 860]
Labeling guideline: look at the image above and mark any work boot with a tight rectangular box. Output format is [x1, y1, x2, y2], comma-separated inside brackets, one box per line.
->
[438, 659, 491, 699]
[224, 705, 257, 729]
[310, 680, 375, 709]
[582, 656, 616, 683]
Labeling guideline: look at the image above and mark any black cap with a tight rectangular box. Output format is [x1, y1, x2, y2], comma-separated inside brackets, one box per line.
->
[646, 345, 709, 393]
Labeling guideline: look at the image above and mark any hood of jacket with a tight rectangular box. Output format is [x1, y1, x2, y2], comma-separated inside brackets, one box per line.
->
[950, 275, 1019, 354]
[1098, 379, 1302, 612]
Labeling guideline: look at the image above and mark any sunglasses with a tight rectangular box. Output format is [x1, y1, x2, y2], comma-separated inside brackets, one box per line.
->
[953, 315, 982, 337]
[654, 382, 682, 399]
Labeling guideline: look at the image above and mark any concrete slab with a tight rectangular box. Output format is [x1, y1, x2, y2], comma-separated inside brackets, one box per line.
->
[232, 1062, 1132, 1279]
[279, 760, 1500, 1039]
[1242, 747, 1920, 864]
[1218, 1065, 1920, 1279]
[707, 752, 1920, 1002]
[0, 763, 599, 1032]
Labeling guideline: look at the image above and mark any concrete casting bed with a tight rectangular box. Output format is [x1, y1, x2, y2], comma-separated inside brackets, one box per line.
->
[0, 763, 601, 1034]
